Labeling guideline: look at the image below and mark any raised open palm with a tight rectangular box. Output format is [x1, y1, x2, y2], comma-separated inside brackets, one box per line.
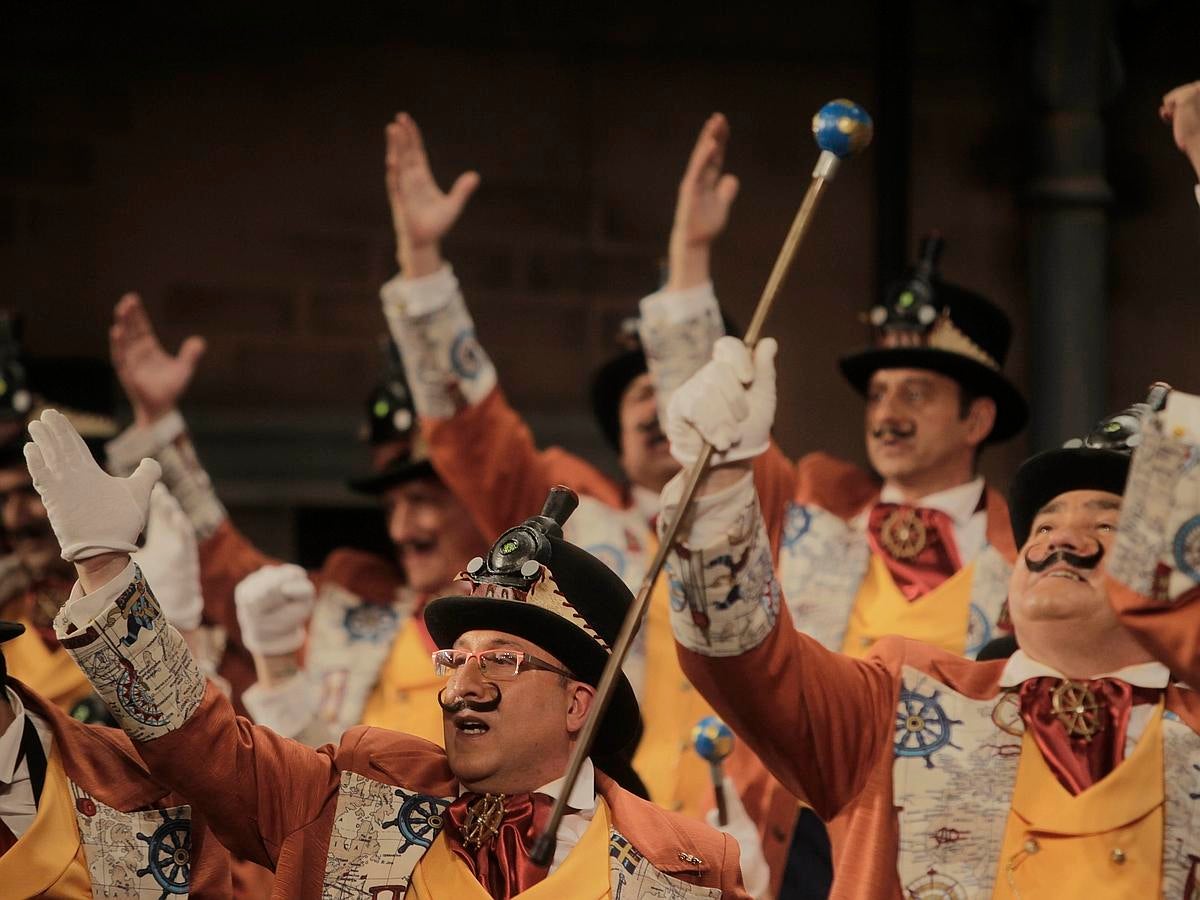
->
[385, 112, 480, 252]
[672, 113, 740, 249]
[109, 293, 206, 424]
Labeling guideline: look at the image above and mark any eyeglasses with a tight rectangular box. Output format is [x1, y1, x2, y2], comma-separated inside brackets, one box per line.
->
[431, 648, 575, 681]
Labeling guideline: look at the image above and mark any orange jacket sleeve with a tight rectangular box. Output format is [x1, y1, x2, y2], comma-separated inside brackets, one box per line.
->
[1110, 581, 1200, 686]
[423, 387, 626, 537]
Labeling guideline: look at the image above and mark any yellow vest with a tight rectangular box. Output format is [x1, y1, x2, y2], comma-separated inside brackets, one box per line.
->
[360, 617, 446, 746]
[632, 533, 717, 817]
[409, 795, 612, 900]
[3, 615, 94, 713]
[993, 704, 1164, 899]
[840, 554, 976, 657]
[0, 742, 93, 898]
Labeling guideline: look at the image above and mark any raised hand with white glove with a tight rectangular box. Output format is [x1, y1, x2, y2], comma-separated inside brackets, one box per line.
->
[133, 485, 203, 631]
[234, 563, 315, 657]
[705, 777, 771, 899]
[24, 409, 160, 561]
[665, 335, 777, 466]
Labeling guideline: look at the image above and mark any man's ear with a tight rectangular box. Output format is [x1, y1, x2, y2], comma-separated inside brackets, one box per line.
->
[564, 682, 596, 735]
[965, 396, 997, 447]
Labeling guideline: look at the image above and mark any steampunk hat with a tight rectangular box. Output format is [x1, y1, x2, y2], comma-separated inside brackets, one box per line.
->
[347, 337, 437, 495]
[838, 234, 1029, 443]
[424, 487, 641, 757]
[1007, 383, 1171, 547]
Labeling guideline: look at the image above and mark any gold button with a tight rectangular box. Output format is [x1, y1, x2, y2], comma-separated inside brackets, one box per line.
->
[1023, 839, 1039, 854]
[1111, 848, 1126, 864]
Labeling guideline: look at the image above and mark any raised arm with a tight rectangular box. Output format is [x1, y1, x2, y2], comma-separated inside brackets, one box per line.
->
[26, 409, 342, 868]
[1161, 80, 1200, 188]
[638, 114, 796, 549]
[378, 113, 621, 537]
[1107, 389, 1200, 686]
[660, 340, 895, 820]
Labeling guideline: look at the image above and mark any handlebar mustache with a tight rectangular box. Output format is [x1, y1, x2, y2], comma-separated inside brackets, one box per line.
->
[1024, 545, 1105, 573]
[438, 684, 503, 714]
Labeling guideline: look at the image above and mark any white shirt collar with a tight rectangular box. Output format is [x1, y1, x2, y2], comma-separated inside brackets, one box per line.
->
[457, 757, 596, 813]
[630, 485, 660, 528]
[997, 649, 1172, 689]
[878, 475, 986, 528]
[0, 687, 27, 784]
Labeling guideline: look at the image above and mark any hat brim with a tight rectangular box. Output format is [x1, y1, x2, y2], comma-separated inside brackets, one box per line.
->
[589, 349, 648, 452]
[839, 347, 1029, 444]
[1007, 447, 1130, 548]
[346, 459, 437, 495]
[0, 620, 26, 643]
[423, 594, 641, 756]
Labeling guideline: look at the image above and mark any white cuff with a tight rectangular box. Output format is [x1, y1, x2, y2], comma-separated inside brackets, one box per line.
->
[242, 673, 320, 738]
[106, 411, 186, 476]
[379, 264, 460, 318]
[660, 469, 756, 551]
[67, 561, 138, 630]
[638, 281, 718, 326]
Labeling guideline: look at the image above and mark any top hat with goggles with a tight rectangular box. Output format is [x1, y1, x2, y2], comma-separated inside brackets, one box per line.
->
[838, 233, 1029, 443]
[347, 337, 437, 495]
[423, 486, 641, 759]
[1008, 382, 1171, 547]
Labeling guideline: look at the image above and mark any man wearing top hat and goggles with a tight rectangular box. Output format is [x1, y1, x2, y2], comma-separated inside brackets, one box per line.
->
[25, 406, 749, 899]
[660, 335, 1200, 897]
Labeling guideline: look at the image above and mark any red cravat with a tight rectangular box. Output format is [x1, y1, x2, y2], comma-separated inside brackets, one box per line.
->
[867, 503, 963, 601]
[443, 792, 554, 899]
[1018, 677, 1159, 794]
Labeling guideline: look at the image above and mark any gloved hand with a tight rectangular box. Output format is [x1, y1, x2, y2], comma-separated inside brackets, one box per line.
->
[133, 485, 203, 630]
[666, 336, 776, 466]
[705, 776, 771, 899]
[235, 563, 314, 656]
[24, 409, 160, 561]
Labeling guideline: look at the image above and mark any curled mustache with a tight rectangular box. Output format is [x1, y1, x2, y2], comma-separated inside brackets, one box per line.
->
[636, 416, 663, 436]
[437, 684, 502, 714]
[1024, 545, 1105, 573]
[871, 422, 916, 440]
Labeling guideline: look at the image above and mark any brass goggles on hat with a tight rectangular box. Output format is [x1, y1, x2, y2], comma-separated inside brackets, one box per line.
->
[432, 648, 575, 681]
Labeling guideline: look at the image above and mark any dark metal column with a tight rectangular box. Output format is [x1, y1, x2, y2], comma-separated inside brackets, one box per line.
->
[1026, 0, 1122, 449]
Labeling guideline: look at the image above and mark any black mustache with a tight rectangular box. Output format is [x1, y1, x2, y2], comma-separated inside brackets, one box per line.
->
[1024, 545, 1105, 573]
[636, 417, 662, 436]
[872, 422, 916, 440]
[437, 684, 502, 714]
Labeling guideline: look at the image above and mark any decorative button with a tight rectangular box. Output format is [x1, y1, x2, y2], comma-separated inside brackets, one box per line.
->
[1023, 838, 1039, 854]
[1111, 848, 1126, 864]
[678, 851, 703, 866]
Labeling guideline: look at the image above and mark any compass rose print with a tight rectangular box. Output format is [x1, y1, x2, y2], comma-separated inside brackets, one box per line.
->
[894, 685, 963, 768]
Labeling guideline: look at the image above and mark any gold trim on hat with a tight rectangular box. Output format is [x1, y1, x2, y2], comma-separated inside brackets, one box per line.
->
[455, 565, 612, 652]
[877, 311, 1000, 372]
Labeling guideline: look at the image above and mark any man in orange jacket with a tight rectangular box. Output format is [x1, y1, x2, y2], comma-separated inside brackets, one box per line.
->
[29, 409, 750, 900]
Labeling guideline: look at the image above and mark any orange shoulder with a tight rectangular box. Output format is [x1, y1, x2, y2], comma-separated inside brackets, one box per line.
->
[336, 726, 457, 795]
[793, 452, 879, 519]
[319, 548, 404, 606]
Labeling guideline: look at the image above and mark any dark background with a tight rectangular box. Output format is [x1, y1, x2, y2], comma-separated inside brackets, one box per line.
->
[3, 2, 1198, 561]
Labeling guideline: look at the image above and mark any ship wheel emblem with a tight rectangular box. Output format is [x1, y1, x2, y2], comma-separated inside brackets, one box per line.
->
[1050, 680, 1102, 741]
[880, 507, 927, 560]
[895, 687, 963, 768]
[904, 867, 967, 900]
[459, 793, 506, 850]
[381, 791, 451, 853]
[136, 809, 191, 897]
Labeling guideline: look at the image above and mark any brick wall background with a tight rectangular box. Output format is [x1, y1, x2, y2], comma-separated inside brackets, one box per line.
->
[2, 3, 1198, 560]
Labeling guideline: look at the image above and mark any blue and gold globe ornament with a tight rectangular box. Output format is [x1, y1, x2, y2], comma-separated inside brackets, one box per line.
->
[812, 99, 873, 159]
[691, 715, 735, 763]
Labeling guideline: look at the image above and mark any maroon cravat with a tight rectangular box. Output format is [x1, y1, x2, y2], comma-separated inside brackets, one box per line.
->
[867, 503, 963, 601]
[1018, 677, 1159, 794]
[443, 792, 554, 899]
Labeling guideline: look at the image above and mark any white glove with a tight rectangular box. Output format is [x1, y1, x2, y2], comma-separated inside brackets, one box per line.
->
[24, 409, 160, 561]
[133, 485, 203, 630]
[234, 563, 314, 656]
[705, 776, 771, 900]
[666, 336, 777, 466]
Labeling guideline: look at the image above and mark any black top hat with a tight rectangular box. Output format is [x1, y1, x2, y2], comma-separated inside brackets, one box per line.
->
[1008, 383, 1171, 547]
[589, 318, 648, 454]
[423, 486, 641, 757]
[347, 338, 439, 495]
[838, 234, 1029, 443]
[0, 619, 26, 688]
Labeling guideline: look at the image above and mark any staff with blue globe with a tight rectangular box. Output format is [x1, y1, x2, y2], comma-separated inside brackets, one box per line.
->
[533, 98, 873, 865]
